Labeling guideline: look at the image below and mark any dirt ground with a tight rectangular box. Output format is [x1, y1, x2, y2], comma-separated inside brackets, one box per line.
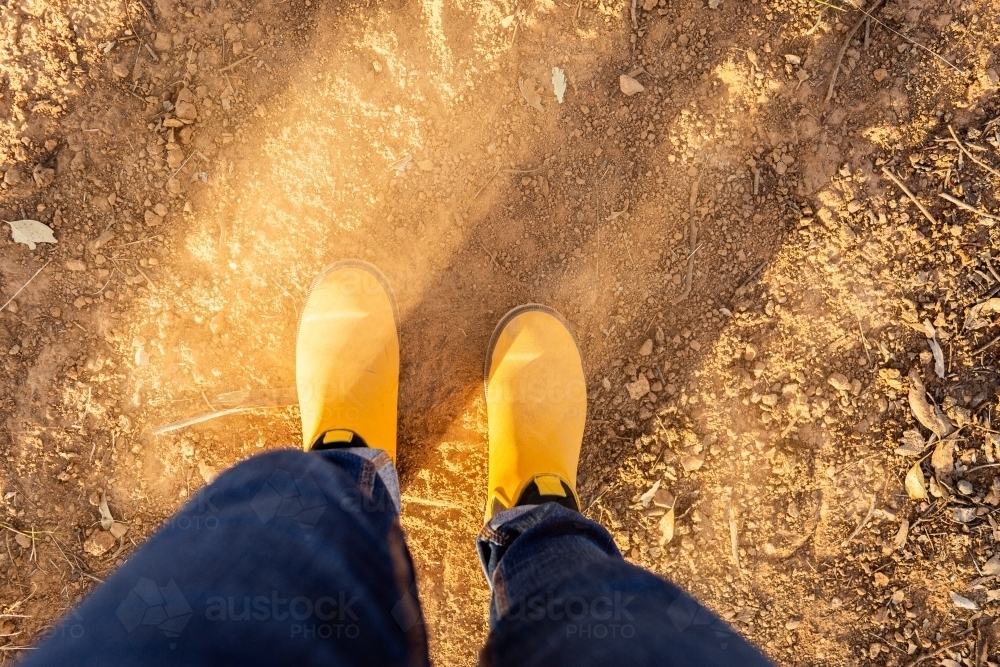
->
[2, 0, 1000, 663]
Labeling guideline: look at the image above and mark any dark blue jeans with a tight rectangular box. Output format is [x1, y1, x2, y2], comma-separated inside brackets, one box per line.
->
[21, 449, 772, 667]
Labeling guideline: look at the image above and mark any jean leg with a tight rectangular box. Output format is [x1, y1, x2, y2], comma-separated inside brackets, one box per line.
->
[477, 503, 773, 667]
[22, 448, 427, 667]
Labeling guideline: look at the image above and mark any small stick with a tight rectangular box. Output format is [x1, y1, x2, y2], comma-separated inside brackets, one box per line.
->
[881, 167, 939, 226]
[904, 640, 971, 667]
[134, 266, 156, 290]
[949, 125, 1000, 179]
[939, 192, 1000, 222]
[973, 335, 1000, 357]
[135, 0, 155, 25]
[0, 260, 50, 313]
[672, 175, 701, 304]
[219, 54, 253, 72]
[826, 0, 888, 104]
[465, 165, 502, 213]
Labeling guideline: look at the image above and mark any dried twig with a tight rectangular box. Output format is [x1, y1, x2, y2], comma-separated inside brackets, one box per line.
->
[672, 175, 701, 304]
[0, 260, 50, 313]
[826, 0, 887, 104]
[939, 192, 1000, 222]
[904, 639, 970, 667]
[882, 167, 939, 226]
[219, 54, 253, 72]
[949, 125, 1000, 179]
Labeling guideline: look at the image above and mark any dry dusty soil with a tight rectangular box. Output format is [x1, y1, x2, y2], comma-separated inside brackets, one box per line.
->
[2, 0, 1000, 663]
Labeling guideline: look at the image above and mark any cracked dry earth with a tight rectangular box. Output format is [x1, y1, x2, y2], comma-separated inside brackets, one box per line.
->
[3, 0, 1000, 664]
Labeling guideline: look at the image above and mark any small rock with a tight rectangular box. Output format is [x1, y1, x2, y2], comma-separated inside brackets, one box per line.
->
[153, 31, 173, 52]
[680, 454, 704, 472]
[3, 166, 23, 186]
[874, 68, 888, 82]
[109, 522, 129, 539]
[153, 202, 169, 217]
[112, 62, 131, 78]
[166, 149, 185, 169]
[417, 160, 434, 171]
[827, 372, 851, 392]
[983, 554, 1000, 576]
[626, 375, 650, 400]
[32, 165, 55, 188]
[74, 296, 87, 309]
[638, 339, 653, 356]
[873, 572, 889, 587]
[65, 259, 87, 271]
[84, 531, 116, 557]
[175, 100, 198, 120]
[144, 210, 163, 227]
[50, 307, 61, 318]
[14, 533, 31, 549]
[957, 479, 974, 495]
[743, 343, 758, 361]
[619, 74, 644, 96]
[652, 488, 674, 508]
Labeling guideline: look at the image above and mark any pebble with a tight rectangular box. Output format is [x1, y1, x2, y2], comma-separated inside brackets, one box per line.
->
[626, 375, 650, 400]
[84, 531, 115, 557]
[827, 372, 850, 392]
[50, 307, 61, 318]
[65, 259, 87, 271]
[638, 339, 653, 356]
[619, 74, 644, 96]
[957, 479, 974, 495]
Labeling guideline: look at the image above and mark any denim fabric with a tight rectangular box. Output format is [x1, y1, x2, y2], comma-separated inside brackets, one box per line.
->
[20, 448, 425, 667]
[22, 448, 770, 667]
[477, 503, 774, 667]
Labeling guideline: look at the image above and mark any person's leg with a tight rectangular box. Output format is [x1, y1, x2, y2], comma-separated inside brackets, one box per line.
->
[23, 261, 427, 667]
[22, 447, 427, 667]
[478, 304, 772, 666]
[477, 503, 772, 666]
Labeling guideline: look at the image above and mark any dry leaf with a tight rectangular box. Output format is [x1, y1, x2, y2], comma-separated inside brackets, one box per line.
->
[922, 319, 945, 379]
[908, 369, 954, 437]
[931, 436, 956, 480]
[98, 489, 114, 530]
[893, 519, 909, 550]
[965, 297, 1000, 329]
[552, 67, 567, 104]
[658, 507, 675, 545]
[518, 78, 544, 112]
[904, 462, 927, 500]
[7, 219, 57, 250]
[896, 429, 925, 456]
[950, 591, 979, 610]
[639, 479, 660, 507]
[619, 74, 644, 96]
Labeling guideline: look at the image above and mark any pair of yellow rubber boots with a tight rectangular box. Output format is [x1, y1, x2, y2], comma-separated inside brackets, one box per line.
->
[296, 261, 586, 520]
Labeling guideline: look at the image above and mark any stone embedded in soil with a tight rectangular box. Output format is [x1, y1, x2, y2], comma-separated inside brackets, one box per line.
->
[638, 339, 653, 356]
[680, 454, 704, 472]
[626, 375, 650, 400]
[175, 100, 198, 120]
[827, 372, 850, 392]
[145, 210, 163, 226]
[619, 74, 644, 96]
[65, 259, 86, 271]
[84, 531, 115, 557]
[32, 165, 55, 188]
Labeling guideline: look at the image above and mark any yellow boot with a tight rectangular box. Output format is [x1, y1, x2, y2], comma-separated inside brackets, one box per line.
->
[296, 260, 399, 459]
[484, 304, 587, 521]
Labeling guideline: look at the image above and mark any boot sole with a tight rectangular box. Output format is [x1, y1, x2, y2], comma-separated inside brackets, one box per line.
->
[482, 303, 583, 399]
